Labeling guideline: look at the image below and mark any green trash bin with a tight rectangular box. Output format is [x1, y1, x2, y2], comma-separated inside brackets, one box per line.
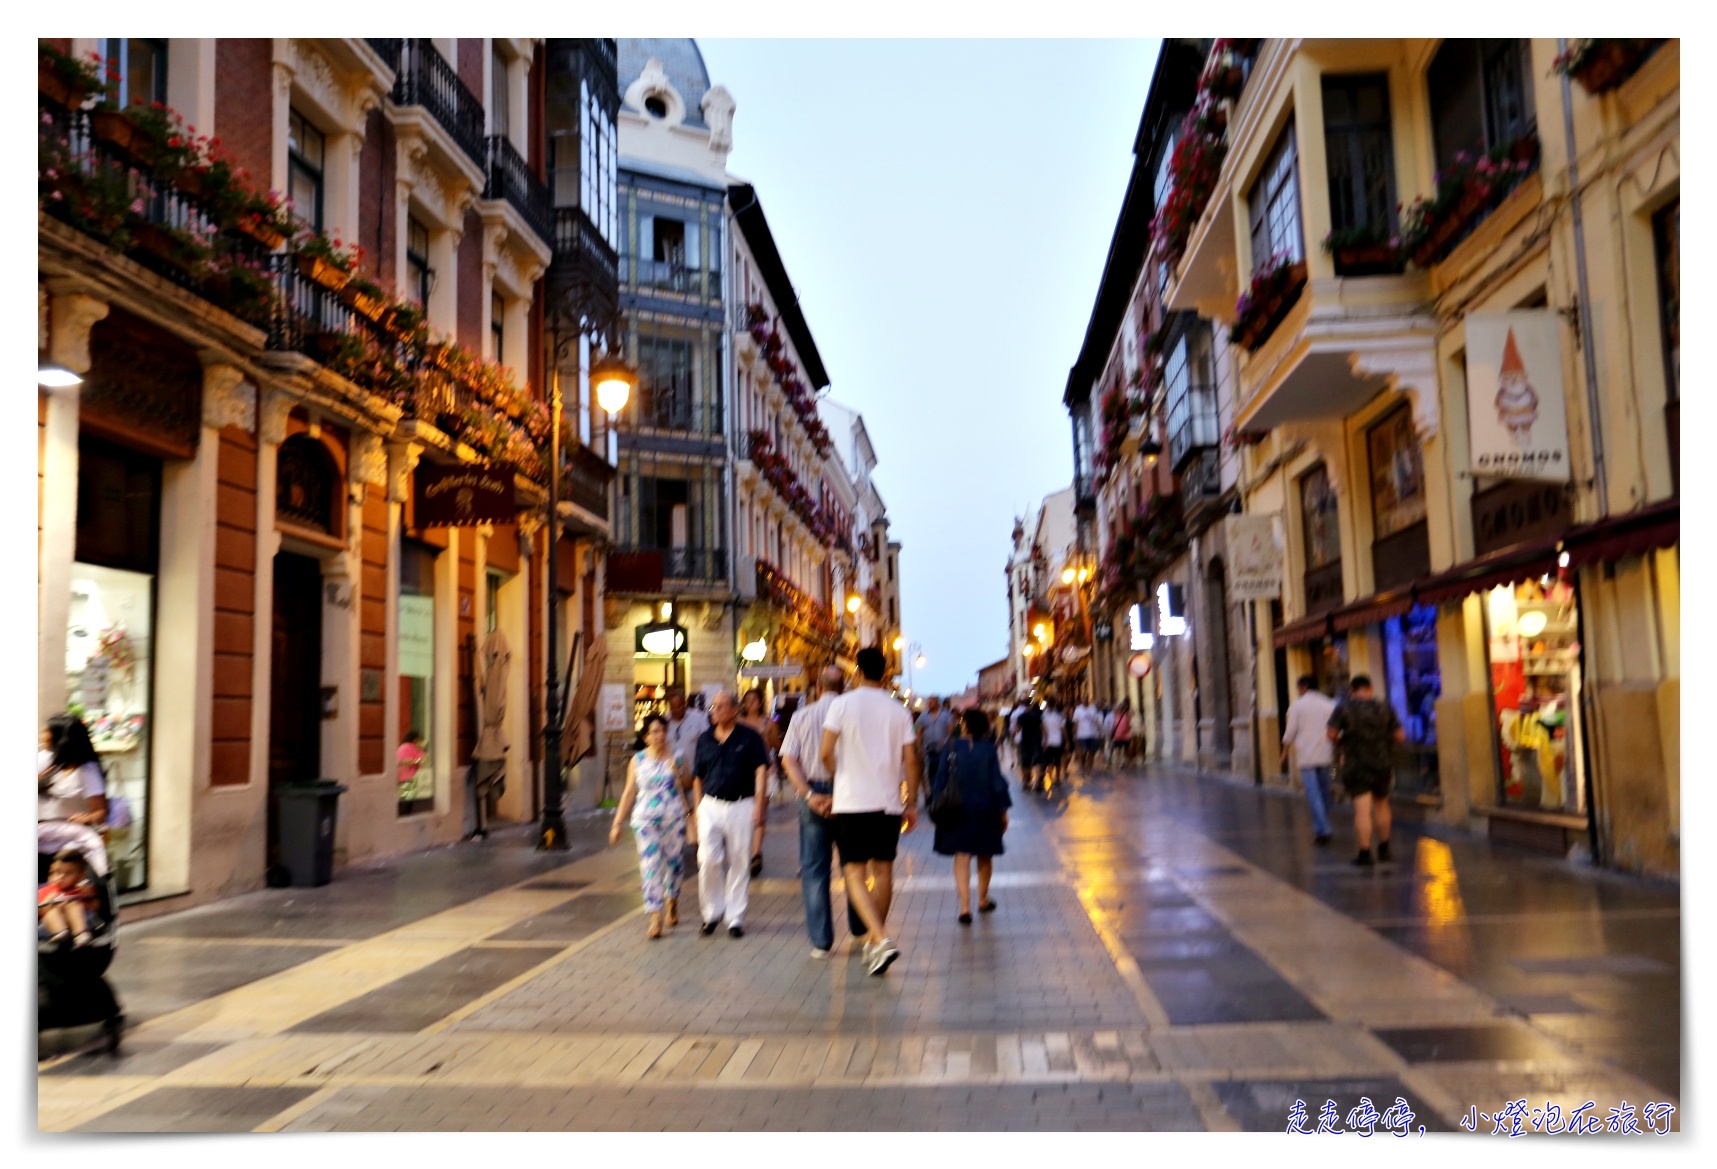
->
[277, 780, 347, 887]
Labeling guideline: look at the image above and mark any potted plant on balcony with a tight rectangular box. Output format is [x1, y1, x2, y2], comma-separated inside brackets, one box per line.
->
[1323, 223, 1403, 277]
[379, 299, 427, 344]
[293, 231, 360, 292]
[1397, 142, 1536, 269]
[1230, 251, 1309, 351]
[1554, 39, 1664, 95]
[38, 43, 103, 109]
[338, 271, 388, 322]
[204, 251, 278, 329]
[232, 190, 292, 250]
[310, 329, 369, 380]
[1199, 39, 1248, 102]
[1149, 118, 1227, 270]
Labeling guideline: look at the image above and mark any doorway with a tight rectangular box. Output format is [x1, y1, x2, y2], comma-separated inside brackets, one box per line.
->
[268, 551, 324, 875]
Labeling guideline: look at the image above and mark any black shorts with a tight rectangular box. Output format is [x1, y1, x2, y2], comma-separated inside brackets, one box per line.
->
[832, 811, 902, 864]
[1040, 743, 1064, 766]
[1341, 767, 1394, 801]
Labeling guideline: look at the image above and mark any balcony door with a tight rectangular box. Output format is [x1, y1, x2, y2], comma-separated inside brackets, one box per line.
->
[1323, 74, 1397, 240]
[1428, 39, 1536, 173]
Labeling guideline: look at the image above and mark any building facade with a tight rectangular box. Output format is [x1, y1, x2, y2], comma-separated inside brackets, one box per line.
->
[38, 37, 621, 912]
[1161, 38, 1678, 875]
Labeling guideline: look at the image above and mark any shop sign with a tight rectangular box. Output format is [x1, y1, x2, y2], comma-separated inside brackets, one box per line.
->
[1157, 582, 1187, 637]
[1225, 513, 1283, 600]
[599, 683, 629, 731]
[1128, 652, 1153, 678]
[415, 464, 517, 527]
[1472, 480, 1572, 557]
[1128, 604, 1155, 651]
[398, 596, 435, 678]
[1466, 311, 1570, 482]
[739, 664, 804, 680]
[635, 622, 688, 656]
[1093, 619, 1113, 642]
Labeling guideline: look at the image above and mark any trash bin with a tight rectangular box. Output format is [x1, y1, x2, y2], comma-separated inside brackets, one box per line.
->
[276, 780, 347, 887]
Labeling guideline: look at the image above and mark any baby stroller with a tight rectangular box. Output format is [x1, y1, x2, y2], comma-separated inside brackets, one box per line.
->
[37, 820, 124, 1056]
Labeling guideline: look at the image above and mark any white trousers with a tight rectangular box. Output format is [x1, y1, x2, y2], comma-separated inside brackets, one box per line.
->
[696, 795, 754, 927]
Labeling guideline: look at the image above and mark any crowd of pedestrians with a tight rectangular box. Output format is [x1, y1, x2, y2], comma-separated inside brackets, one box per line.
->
[604, 656, 1409, 978]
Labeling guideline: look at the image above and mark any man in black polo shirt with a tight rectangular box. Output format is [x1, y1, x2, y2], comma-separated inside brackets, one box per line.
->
[692, 690, 770, 937]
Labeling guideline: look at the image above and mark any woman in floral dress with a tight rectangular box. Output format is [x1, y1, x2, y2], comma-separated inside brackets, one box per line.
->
[609, 714, 692, 938]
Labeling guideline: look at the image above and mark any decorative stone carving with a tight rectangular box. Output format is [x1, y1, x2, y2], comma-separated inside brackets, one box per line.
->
[260, 390, 297, 445]
[703, 86, 736, 154]
[291, 41, 341, 111]
[201, 362, 256, 432]
[352, 431, 388, 487]
[626, 58, 683, 125]
[387, 441, 422, 504]
[48, 292, 109, 374]
[1349, 343, 1441, 442]
[518, 512, 544, 543]
[274, 62, 295, 99]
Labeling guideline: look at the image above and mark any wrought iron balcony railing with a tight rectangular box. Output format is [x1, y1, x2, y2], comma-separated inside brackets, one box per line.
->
[392, 39, 486, 169]
[633, 383, 722, 436]
[562, 441, 615, 517]
[550, 205, 619, 309]
[483, 134, 553, 245]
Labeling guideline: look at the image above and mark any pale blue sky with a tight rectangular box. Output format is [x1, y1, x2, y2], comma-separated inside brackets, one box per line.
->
[698, 38, 1163, 696]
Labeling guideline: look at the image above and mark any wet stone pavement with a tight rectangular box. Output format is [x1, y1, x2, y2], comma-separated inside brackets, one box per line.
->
[36, 764, 1679, 1133]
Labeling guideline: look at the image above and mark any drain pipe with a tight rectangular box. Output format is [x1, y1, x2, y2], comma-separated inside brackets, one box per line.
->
[1559, 38, 1608, 521]
[1558, 42, 1607, 867]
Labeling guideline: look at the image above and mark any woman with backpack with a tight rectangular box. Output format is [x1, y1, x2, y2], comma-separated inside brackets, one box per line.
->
[930, 709, 1012, 924]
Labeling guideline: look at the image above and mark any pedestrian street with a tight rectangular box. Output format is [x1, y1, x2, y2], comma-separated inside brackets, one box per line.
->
[38, 762, 1679, 1133]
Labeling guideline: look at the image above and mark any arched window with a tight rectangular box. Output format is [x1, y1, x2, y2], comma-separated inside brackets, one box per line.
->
[277, 435, 339, 536]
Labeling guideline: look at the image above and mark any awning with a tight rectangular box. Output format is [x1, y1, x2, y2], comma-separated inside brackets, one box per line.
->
[1561, 498, 1678, 570]
[1269, 499, 1678, 646]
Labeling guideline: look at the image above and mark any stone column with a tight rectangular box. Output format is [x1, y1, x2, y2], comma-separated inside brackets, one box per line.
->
[39, 289, 108, 721]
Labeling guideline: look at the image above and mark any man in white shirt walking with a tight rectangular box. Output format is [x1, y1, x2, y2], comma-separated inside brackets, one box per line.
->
[821, 647, 921, 976]
[1072, 701, 1102, 774]
[781, 665, 867, 958]
[1280, 674, 1339, 845]
[1040, 703, 1068, 786]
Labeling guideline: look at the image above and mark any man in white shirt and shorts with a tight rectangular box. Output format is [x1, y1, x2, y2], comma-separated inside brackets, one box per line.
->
[821, 646, 921, 976]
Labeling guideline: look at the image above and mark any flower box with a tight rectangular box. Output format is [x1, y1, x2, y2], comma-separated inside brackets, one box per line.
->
[88, 109, 141, 158]
[295, 252, 350, 292]
[1562, 39, 1663, 95]
[127, 222, 183, 266]
[1333, 244, 1403, 277]
[232, 218, 287, 250]
[339, 282, 386, 322]
[1231, 260, 1307, 352]
[39, 61, 83, 110]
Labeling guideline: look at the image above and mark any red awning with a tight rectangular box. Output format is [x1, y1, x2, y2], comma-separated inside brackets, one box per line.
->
[1412, 539, 1561, 608]
[1330, 592, 1415, 633]
[1561, 498, 1679, 570]
[1272, 611, 1334, 649]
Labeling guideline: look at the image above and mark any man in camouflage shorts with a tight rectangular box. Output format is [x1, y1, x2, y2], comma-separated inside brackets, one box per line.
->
[1327, 675, 1405, 868]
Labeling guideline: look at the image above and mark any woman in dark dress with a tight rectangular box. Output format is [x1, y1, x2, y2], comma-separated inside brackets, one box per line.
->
[932, 709, 1013, 924]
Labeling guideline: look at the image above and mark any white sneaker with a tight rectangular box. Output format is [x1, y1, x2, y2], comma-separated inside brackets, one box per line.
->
[810, 947, 832, 960]
[866, 937, 900, 976]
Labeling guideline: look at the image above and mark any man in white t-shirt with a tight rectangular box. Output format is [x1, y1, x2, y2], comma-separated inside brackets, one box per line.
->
[1040, 703, 1068, 784]
[1072, 701, 1103, 773]
[1280, 674, 1339, 846]
[820, 647, 920, 977]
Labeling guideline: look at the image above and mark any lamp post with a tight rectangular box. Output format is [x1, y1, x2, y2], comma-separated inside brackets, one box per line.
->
[539, 323, 633, 851]
[901, 640, 924, 696]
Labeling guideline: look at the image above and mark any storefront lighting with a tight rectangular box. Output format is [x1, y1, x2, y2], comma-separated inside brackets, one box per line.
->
[1021, 643, 1036, 659]
[1062, 567, 1076, 585]
[846, 594, 862, 614]
[1077, 566, 1091, 583]
[1033, 623, 1048, 641]
[741, 637, 768, 662]
[1517, 611, 1549, 638]
[1128, 603, 1155, 651]
[37, 366, 82, 388]
[1558, 551, 1571, 569]
[660, 601, 673, 620]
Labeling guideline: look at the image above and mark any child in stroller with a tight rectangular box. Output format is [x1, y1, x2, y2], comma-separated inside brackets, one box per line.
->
[37, 822, 123, 1055]
[39, 848, 106, 948]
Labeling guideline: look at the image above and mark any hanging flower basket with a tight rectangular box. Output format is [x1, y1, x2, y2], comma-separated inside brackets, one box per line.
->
[295, 252, 350, 292]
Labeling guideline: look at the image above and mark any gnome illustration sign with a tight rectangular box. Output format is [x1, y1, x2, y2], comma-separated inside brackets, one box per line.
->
[1466, 311, 1569, 482]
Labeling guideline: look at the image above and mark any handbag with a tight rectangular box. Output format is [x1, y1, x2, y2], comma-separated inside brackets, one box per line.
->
[929, 745, 965, 829]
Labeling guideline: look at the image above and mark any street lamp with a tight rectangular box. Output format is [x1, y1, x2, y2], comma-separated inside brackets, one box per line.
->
[846, 593, 862, 615]
[540, 322, 634, 851]
[902, 639, 924, 695]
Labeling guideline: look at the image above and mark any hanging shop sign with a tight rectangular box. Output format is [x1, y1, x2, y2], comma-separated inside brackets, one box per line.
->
[1128, 652, 1153, 678]
[599, 683, 630, 732]
[635, 621, 689, 656]
[1466, 311, 1571, 482]
[415, 464, 517, 527]
[1225, 513, 1284, 600]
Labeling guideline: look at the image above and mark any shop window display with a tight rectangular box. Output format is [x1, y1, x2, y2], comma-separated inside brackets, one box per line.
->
[1486, 578, 1585, 813]
[1382, 604, 1441, 798]
[66, 564, 152, 892]
[398, 541, 438, 815]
